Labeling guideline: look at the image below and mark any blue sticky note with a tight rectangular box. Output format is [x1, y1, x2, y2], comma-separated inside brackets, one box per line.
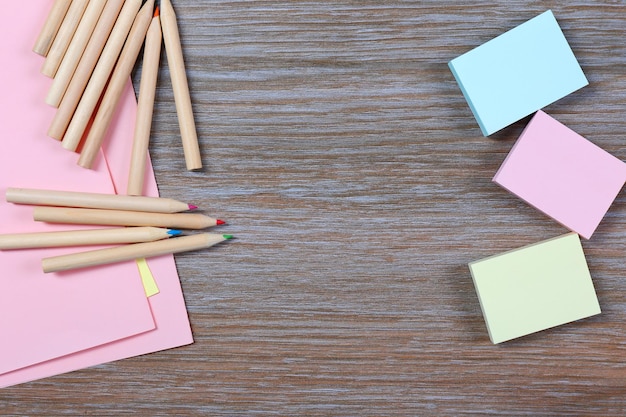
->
[448, 10, 588, 136]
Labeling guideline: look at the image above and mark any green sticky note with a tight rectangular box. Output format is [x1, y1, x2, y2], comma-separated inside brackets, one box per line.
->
[468, 233, 600, 344]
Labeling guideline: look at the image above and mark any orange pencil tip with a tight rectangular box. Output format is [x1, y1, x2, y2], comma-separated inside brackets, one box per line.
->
[154, 6, 160, 17]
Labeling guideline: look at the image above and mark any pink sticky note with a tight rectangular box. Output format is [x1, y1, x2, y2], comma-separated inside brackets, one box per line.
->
[0, 3, 156, 376]
[494, 110, 626, 239]
[0, 2, 192, 387]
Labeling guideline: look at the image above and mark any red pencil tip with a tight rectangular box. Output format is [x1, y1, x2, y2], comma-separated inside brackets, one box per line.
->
[188, 204, 198, 211]
[216, 219, 226, 226]
[154, 6, 160, 17]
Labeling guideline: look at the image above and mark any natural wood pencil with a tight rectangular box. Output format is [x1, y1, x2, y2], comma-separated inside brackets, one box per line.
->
[42, 233, 232, 273]
[127, 7, 162, 195]
[160, 0, 202, 170]
[34, 207, 225, 229]
[41, 0, 88, 78]
[60, 0, 142, 149]
[45, 0, 107, 107]
[0, 227, 181, 250]
[33, 0, 72, 56]
[47, 0, 125, 139]
[6, 187, 197, 213]
[78, 0, 155, 169]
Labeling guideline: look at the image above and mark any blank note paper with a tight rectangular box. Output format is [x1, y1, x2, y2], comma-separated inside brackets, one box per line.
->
[493, 110, 626, 239]
[448, 10, 588, 136]
[469, 233, 600, 344]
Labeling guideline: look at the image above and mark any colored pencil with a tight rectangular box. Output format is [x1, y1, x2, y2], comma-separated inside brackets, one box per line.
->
[45, 0, 107, 107]
[6, 187, 197, 213]
[127, 7, 162, 196]
[78, 0, 155, 169]
[0, 227, 181, 250]
[33, 0, 72, 56]
[34, 207, 225, 229]
[47, 0, 125, 139]
[60, 0, 142, 149]
[42, 233, 232, 273]
[41, 0, 88, 78]
[160, 0, 202, 170]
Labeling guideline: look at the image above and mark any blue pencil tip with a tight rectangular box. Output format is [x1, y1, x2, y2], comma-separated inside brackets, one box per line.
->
[167, 229, 183, 236]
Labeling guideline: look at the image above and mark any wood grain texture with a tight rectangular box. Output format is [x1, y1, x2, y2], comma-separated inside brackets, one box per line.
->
[3, 1, 626, 415]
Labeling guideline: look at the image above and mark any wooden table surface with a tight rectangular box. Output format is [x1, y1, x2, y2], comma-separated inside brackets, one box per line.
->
[4, 1, 626, 415]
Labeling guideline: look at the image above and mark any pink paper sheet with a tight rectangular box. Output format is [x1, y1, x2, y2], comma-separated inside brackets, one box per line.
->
[0, 2, 193, 388]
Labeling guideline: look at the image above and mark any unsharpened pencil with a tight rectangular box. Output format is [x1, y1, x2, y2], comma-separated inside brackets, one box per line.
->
[61, 0, 142, 150]
[42, 233, 232, 273]
[127, 7, 162, 196]
[0, 227, 181, 250]
[47, 0, 125, 139]
[160, 0, 202, 171]
[41, 0, 88, 78]
[6, 187, 197, 213]
[45, 0, 107, 107]
[34, 207, 225, 229]
[78, 0, 155, 169]
[33, 0, 72, 56]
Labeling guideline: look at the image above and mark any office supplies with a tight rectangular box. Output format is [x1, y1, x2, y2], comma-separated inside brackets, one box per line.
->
[33, 0, 72, 56]
[128, 6, 162, 196]
[60, 0, 141, 147]
[34, 207, 224, 229]
[6, 187, 197, 212]
[493, 110, 626, 239]
[45, 0, 107, 107]
[160, 0, 202, 170]
[43, 233, 232, 273]
[0, 227, 181, 250]
[47, 0, 124, 125]
[448, 10, 588, 136]
[41, 0, 88, 78]
[79, 0, 155, 169]
[469, 233, 601, 344]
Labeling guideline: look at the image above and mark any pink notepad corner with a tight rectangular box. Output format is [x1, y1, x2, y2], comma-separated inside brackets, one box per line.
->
[493, 110, 626, 239]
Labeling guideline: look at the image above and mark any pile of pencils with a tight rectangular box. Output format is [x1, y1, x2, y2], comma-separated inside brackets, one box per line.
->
[34, 0, 202, 192]
[0, 188, 230, 273]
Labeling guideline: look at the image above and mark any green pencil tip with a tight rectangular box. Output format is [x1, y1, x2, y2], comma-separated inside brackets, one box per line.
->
[223, 234, 234, 240]
[168, 229, 183, 236]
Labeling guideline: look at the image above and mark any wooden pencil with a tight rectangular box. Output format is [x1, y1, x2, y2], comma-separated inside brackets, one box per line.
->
[45, 0, 107, 107]
[41, 0, 89, 78]
[78, 0, 155, 169]
[0, 227, 181, 250]
[160, 0, 202, 171]
[6, 187, 197, 213]
[47, 0, 125, 139]
[42, 233, 232, 273]
[127, 7, 162, 195]
[33, 0, 72, 56]
[60, 0, 142, 149]
[34, 207, 225, 229]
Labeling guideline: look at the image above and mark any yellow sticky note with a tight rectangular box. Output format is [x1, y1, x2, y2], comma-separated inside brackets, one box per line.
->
[468, 232, 600, 344]
[136, 258, 160, 297]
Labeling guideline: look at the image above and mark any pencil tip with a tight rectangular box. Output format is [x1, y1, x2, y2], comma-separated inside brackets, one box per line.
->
[154, 6, 159, 17]
[167, 229, 183, 236]
[223, 235, 234, 240]
[188, 204, 198, 211]
[216, 219, 226, 226]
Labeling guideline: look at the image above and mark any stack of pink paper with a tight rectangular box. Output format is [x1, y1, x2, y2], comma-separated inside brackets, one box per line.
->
[0, 2, 193, 388]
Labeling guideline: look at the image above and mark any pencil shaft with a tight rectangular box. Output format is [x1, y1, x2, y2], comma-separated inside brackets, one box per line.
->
[46, 0, 107, 107]
[41, 0, 89, 78]
[6, 187, 192, 213]
[61, 0, 141, 150]
[33, 0, 72, 56]
[128, 13, 162, 196]
[0, 227, 174, 250]
[78, 0, 155, 169]
[160, 0, 202, 170]
[48, 0, 125, 139]
[34, 207, 219, 229]
[42, 233, 227, 273]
